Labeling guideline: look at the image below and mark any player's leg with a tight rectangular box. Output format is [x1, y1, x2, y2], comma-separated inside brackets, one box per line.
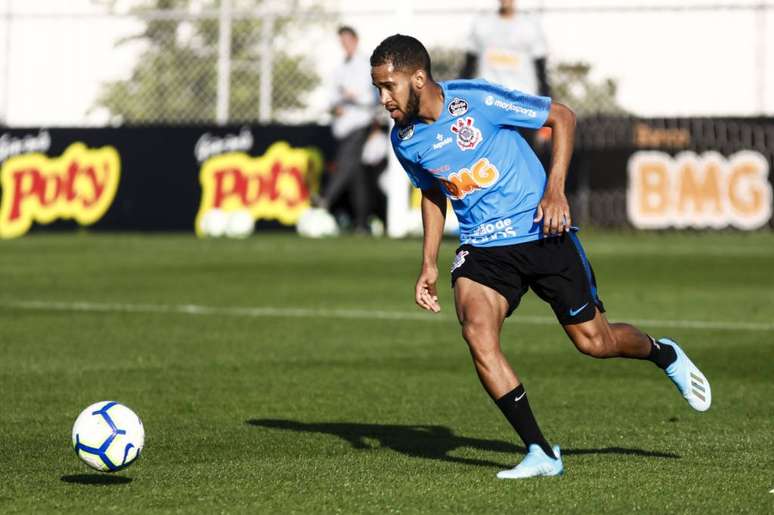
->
[563, 313, 711, 411]
[453, 276, 562, 478]
[562, 308, 662, 360]
[453, 276, 515, 398]
[541, 232, 711, 411]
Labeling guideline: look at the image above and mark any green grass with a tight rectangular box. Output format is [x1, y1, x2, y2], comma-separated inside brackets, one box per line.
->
[0, 230, 772, 513]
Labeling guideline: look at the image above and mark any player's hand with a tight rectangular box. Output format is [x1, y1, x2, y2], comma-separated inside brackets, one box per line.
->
[534, 189, 572, 236]
[415, 265, 441, 313]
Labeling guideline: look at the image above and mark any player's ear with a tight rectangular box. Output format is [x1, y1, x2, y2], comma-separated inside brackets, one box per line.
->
[412, 69, 427, 90]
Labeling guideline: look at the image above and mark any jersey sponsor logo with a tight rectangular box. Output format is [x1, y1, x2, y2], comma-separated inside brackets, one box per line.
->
[450, 117, 483, 151]
[429, 164, 450, 174]
[432, 133, 453, 150]
[438, 158, 499, 200]
[451, 249, 469, 272]
[448, 97, 469, 117]
[397, 124, 414, 141]
[463, 217, 516, 244]
[485, 95, 538, 118]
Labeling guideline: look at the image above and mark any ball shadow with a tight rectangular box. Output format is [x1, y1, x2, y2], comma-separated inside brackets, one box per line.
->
[60, 474, 132, 485]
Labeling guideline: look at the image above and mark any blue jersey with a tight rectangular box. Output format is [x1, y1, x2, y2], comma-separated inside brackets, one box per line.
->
[391, 79, 551, 247]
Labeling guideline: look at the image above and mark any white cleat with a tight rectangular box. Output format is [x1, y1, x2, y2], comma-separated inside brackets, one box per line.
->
[497, 444, 563, 479]
[659, 338, 712, 412]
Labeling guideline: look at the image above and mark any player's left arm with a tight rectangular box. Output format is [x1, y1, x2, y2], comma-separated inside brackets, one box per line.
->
[534, 101, 576, 236]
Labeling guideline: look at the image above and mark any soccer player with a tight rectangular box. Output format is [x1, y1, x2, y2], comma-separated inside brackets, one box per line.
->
[370, 35, 711, 479]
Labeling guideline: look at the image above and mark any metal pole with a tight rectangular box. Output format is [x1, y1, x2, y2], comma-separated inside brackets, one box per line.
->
[216, 0, 232, 125]
[2, 0, 11, 124]
[258, 11, 274, 123]
[386, 0, 414, 238]
[754, 1, 767, 114]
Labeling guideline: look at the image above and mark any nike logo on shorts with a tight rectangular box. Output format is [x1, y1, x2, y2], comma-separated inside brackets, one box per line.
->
[569, 302, 589, 317]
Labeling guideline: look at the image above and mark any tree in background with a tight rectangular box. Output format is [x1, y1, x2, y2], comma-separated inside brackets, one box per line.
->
[550, 61, 626, 116]
[93, 0, 329, 123]
[428, 48, 625, 116]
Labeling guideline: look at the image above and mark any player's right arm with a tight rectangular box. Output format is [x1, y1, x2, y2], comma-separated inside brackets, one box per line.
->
[416, 185, 446, 313]
[391, 134, 445, 312]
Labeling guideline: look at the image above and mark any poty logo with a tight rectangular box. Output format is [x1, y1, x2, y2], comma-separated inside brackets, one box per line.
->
[438, 158, 499, 200]
[487, 96, 537, 118]
[0, 142, 121, 239]
[195, 141, 323, 236]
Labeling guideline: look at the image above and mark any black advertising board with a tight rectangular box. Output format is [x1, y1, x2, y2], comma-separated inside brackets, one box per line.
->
[0, 116, 771, 238]
[0, 125, 334, 238]
[572, 117, 773, 229]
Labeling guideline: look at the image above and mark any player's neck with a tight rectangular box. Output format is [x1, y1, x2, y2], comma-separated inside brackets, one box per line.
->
[417, 81, 444, 124]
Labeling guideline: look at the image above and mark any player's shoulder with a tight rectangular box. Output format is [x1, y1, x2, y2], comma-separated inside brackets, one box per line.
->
[445, 78, 508, 96]
[390, 123, 423, 158]
[444, 79, 524, 107]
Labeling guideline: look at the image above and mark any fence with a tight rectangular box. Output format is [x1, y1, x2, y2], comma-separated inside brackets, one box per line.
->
[0, 1, 772, 127]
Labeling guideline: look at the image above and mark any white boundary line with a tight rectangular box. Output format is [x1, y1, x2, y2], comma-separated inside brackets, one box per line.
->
[1, 299, 773, 332]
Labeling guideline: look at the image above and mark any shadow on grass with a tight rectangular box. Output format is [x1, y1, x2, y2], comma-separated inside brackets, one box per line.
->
[60, 474, 132, 485]
[246, 419, 679, 468]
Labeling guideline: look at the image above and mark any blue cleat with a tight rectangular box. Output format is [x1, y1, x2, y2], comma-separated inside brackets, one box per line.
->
[497, 444, 563, 479]
[659, 338, 711, 412]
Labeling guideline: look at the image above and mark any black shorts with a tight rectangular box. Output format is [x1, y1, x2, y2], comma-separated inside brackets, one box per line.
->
[450, 231, 605, 325]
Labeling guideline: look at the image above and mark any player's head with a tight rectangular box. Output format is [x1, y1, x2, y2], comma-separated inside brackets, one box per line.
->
[370, 34, 433, 127]
[337, 26, 358, 58]
[499, 0, 516, 16]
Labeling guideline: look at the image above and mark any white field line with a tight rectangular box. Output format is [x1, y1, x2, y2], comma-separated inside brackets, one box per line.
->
[2, 299, 773, 333]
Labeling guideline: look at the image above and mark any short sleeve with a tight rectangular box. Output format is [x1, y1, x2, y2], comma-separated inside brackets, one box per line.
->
[396, 152, 437, 190]
[476, 80, 551, 129]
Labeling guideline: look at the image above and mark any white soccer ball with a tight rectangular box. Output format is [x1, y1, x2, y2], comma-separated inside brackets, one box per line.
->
[224, 209, 255, 238]
[200, 208, 228, 237]
[71, 401, 145, 472]
[296, 207, 339, 238]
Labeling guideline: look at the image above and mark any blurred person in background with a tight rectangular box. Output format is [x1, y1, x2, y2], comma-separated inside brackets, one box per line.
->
[316, 26, 379, 234]
[460, 0, 551, 149]
[461, 0, 550, 97]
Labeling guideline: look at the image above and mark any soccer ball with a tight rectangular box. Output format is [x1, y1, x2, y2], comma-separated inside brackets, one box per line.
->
[71, 401, 144, 472]
[296, 207, 339, 238]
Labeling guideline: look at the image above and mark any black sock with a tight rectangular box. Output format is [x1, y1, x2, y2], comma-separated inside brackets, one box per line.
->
[495, 384, 556, 459]
[646, 336, 677, 369]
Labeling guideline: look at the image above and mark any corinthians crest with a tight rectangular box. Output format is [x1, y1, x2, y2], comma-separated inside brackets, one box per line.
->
[450, 117, 483, 151]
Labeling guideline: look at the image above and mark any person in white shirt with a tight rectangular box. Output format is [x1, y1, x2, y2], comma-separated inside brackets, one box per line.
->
[318, 26, 378, 233]
[460, 0, 550, 97]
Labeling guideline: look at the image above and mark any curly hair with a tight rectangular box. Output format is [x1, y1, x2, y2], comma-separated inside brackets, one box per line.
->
[370, 34, 433, 79]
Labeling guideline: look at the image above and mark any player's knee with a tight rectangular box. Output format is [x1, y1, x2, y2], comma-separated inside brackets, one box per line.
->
[461, 319, 496, 354]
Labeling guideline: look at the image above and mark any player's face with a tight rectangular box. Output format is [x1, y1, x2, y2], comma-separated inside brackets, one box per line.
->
[371, 63, 420, 127]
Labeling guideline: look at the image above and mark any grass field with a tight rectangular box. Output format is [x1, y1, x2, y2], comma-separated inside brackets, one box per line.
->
[0, 230, 772, 513]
